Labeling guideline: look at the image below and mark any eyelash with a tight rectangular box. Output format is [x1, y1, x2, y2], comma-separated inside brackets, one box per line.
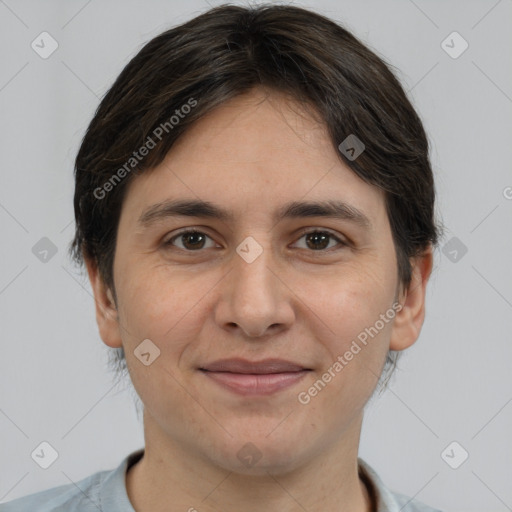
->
[163, 228, 348, 253]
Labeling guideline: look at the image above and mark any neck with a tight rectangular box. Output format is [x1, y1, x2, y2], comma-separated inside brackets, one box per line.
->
[126, 410, 372, 512]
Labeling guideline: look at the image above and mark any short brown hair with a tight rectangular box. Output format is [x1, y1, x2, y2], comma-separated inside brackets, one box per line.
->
[70, 3, 442, 392]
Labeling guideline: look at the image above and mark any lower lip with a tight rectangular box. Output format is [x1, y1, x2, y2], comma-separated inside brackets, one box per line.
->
[200, 370, 310, 396]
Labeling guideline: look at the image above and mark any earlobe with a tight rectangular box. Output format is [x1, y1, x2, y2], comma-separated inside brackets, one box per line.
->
[84, 256, 123, 349]
[389, 247, 434, 351]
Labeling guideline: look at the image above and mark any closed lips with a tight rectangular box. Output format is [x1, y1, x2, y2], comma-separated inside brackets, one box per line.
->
[199, 358, 312, 374]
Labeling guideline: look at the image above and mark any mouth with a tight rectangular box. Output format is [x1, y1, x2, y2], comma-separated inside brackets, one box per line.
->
[199, 358, 312, 396]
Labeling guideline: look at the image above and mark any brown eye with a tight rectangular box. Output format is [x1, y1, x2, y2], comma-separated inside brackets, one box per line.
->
[164, 230, 216, 251]
[293, 230, 347, 252]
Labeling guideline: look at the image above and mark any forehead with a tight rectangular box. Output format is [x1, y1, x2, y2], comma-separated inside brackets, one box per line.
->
[120, 87, 386, 228]
[168, 87, 340, 171]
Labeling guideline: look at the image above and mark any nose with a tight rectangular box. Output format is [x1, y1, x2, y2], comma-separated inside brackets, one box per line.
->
[214, 234, 295, 339]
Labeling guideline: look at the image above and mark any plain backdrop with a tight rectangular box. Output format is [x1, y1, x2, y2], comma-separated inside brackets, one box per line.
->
[1, 1, 511, 511]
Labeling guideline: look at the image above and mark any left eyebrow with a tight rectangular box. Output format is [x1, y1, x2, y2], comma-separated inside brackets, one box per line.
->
[137, 198, 373, 231]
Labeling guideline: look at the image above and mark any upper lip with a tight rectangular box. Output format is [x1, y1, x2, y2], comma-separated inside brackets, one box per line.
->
[200, 358, 311, 374]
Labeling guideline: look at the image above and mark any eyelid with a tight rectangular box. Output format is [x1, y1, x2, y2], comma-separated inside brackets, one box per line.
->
[294, 226, 348, 244]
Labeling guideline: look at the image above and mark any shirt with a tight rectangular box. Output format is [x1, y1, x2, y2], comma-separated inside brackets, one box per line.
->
[0, 448, 443, 511]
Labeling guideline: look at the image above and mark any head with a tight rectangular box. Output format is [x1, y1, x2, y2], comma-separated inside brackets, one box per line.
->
[70, 3, 441, 472]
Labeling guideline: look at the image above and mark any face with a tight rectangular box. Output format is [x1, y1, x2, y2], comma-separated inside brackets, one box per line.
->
[88, 86, 432, 475]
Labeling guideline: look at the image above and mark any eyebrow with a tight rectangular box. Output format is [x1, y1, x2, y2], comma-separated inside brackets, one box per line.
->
[138, 198, 373, 230]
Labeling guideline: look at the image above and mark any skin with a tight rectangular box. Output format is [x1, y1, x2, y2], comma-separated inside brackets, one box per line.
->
[86, 86, 433, 512]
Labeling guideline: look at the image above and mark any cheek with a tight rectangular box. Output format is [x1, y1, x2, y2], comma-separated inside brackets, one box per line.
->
[115, 264, 209, 355]
[113, 266, 207, 422]
[314, 263, 394, 339]
[309, 265, 395, 391]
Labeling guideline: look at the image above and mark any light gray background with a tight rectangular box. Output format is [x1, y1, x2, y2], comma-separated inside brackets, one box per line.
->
[1, 1, 511, 511]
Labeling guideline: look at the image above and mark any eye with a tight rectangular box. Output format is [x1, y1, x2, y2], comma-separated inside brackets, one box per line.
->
[163, 228, 347, 252]
[163, 230, 217, 251]
[292, 229, 347, 252]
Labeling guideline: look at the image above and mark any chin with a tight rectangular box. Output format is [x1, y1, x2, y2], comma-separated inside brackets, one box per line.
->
[206, 430, 309, 476]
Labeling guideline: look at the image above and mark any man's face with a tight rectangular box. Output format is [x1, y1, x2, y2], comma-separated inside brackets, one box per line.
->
[90, 87, 424, 474]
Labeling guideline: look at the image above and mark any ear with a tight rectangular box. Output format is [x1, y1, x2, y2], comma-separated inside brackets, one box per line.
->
[84, 256, 123, 349]
[389, 246, 434, 351]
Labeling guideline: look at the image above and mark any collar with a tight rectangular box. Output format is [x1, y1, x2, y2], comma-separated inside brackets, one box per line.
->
[102, 449, 405, 512]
